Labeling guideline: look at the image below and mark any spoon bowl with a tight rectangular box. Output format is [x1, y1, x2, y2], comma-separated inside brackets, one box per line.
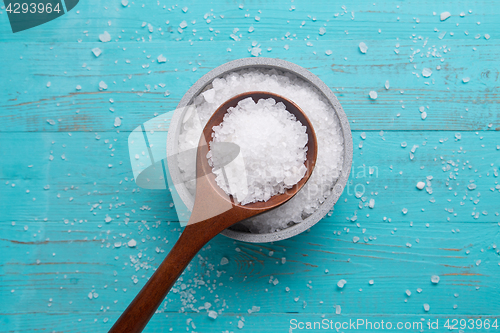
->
[109, 91, 317, 333]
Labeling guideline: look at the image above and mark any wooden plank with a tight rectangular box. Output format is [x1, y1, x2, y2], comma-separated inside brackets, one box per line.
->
[1, 131, 499, 222]
[1, 220, 499, 317]
[0, 39, 498, 132]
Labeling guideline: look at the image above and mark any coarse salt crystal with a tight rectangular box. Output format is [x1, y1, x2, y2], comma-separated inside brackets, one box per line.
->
[422, 68, 432, 77]
[440, 12, 451, 21]
[92, 47, 102, 57]
[99, 31, 111, 42]
[359, 42, 368, 53]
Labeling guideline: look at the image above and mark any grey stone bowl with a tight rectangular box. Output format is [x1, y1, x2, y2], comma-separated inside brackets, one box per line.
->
[167, 57, 353, 243]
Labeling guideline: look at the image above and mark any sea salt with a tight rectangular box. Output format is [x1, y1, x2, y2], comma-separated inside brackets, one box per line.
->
[416, 181, 425, 190]
[423, 303, 430, 312]
[209, 98, 308, 204]
[369, 91, 378, 99]
[177, 69, 344, 233]
[431, 275, 440, 284]
[92, 47, 102, 57]
[337, 279, 346, 288]
[359, 42, 368, 53]
[99, 31, 111, 42]
[422, 68, 432, 77]
[440, 12, 451, 21]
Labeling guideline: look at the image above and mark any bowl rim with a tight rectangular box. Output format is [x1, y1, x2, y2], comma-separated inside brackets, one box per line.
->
[167, 57, 353, 243]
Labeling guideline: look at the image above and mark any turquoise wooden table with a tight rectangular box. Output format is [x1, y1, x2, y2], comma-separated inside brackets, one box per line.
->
[1, 0, 499, 332]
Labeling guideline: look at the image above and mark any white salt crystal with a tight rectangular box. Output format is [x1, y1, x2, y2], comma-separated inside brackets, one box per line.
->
[208, 310, 217, 319]
[353, 236, 359, 243]
[431, 275, 440, 284]
[422, 68, 432, 77]
[319, 27, 326, 35]
[440, 12, 451, 21]
[182, 6, 188, 13]
[369, 91, 378, 99]
[88, 292, 93, 299]
[99, 31, 111, 42]
[423, 303, 430, 312]
[92, 48, 102, 57]
[485, 34, 490, 40]
[209, 97, 308, 205]
[238, 320, 244, 329]
[114, 242, 121, 248]
[157, 54, 167, 63]
[359, 42, 368, 53]
[462, 77, 470, 83]
[250, 47, 261, 57]
[121, 0, 128, 6]
[337, 279, 346, 288]
[368, 198, 375, 208]
[127, 239, 137, 247]
[335, 305, 341, 314]
[406, 289, 411, 296]
[421, 111, 427, 120]
[46, 81, 51, 88]
[402, 208, 408, 214]
[416, 181, 425, 190]
[325, 50, 332, 56]
[179, 20, 187, 29]
[99, 81, 108, 90]
[220, 257, 229, 265]
[76, 85, 82, 90]
[385, 80, 390, 89]
[369, 280, 374, 285]
[114, 117, 121, 127]
[105, 215, 112, 223]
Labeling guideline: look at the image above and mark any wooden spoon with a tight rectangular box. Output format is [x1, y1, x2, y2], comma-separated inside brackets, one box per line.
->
[108, 91, 318, 333]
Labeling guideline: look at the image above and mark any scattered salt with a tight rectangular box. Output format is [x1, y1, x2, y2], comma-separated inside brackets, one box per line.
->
[359, 42, 368, 53]
[208, 310, 217, 319]
[423, 303, 430, 312]
[416, 182, 425, 190]
[422, 68, 432, 77]
[220, 257, 229, 265]
[92, 47, 102, 57]
[431, 275, 440, 284]
[440, 12, 451, 21]
[99, 81, 108, 90]
[99, 31, 111, 42]
[462, 77, 470, 83]
[157, 54, 167, 63]
[384, 80, 390, 90]
[337, 279, 346, 288]
[369, 91, 378, 100]
[114, 117, 121, 127]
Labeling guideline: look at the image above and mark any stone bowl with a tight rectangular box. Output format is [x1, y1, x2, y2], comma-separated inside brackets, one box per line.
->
[167, 57, 353, 243]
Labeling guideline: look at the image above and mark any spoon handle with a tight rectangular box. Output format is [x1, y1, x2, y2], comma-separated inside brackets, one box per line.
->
[108, 223, 212, 333]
